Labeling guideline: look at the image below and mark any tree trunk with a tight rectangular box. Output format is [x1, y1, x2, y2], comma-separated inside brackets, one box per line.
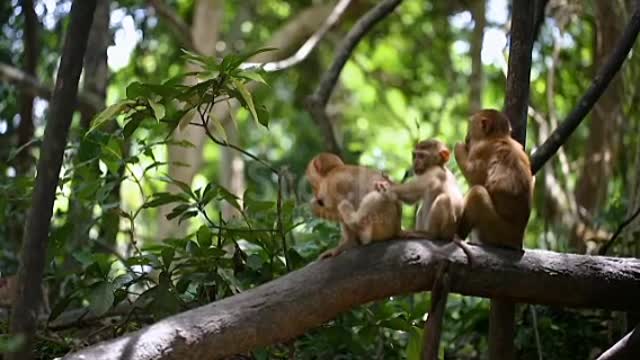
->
[61, 239, 640, 360]
[469, 0, 485, 113]
[8, 1, 97, 359]
[497, 1, 536, 359]
[573, 1, 626, 253]
[158, 0, 224, 238]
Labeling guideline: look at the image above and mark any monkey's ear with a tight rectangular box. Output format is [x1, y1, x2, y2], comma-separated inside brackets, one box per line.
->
[439, 149, 450, 163]
[480, 117, 492, 134]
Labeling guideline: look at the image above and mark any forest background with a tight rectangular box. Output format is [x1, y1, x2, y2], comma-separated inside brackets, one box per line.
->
[1, 0, 639, 359]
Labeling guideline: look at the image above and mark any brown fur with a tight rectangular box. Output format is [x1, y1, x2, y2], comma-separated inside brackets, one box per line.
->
[378, 139, 464, 240]
[306, 153, 402, 259]
[454, 109, 533, 249]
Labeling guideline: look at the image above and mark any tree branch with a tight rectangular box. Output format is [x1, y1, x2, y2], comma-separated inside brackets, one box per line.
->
[422, 264, 450, 360]
[241, 0, 353, 72]
[62, 240, 640, 360]
[0, 62, 103, 113]
[306, 0, 403, 155]
[530, 3, 640, 173]
[147, 0, 195, 52]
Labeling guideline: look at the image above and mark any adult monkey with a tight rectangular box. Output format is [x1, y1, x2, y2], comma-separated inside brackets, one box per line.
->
[454, 109, 534, 249]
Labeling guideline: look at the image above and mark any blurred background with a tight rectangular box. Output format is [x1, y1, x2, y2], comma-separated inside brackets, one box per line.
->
[1, 0, 639, 358]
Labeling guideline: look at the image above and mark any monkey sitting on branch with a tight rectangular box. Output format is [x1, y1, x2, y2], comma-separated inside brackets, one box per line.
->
[305, 153, 405, 259]
[454, 109, 534, 250]
[375, 139, 464, 241]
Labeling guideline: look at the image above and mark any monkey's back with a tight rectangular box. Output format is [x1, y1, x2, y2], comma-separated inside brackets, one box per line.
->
[484, 138, 533, 226]
[329, 165, 402, 240]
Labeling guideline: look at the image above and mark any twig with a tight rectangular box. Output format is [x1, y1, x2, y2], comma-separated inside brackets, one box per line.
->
[241, 0, 353, 72]
[599, 204, 640, 255]
[529, 305, 543, 360]
[531, 4, 640, 173]
[196, 104, 278, 174]
[422, 263, 450, 360]
[306, 0, 403, 154]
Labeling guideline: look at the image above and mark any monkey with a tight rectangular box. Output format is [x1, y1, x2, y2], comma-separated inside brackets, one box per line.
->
[306, 153, 403, 259]
[454, 109, 533, 250]
[375, 139, 464, 240]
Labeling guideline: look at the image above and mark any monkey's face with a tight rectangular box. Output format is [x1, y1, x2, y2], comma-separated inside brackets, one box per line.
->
[309, 182, 341, 221]
[413, 140, 449, 175]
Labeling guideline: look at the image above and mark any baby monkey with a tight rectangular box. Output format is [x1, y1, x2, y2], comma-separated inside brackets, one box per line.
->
[454, 109, 533, 250]
[306, 153, 403, 259]
[376, 139, 464, 241]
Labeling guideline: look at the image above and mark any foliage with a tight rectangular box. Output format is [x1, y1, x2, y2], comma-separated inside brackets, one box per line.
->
[0, 0, 638, 358]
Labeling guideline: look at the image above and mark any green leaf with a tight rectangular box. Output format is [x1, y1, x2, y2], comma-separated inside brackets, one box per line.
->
[217, 185, 242, 211]
[143, 193, 188, 208]
[178, 108, 196, 131]
[112, 273, 134, 289]
[256, 104, 270, 127]
[126, 82, 144, 98]
[237, 70, 267, 85]
[88, 100, 135, 134]
[406, 326, 424, 360]
[48, 292, 76, 322]
[122, 115, 145, 139]
[161, 248, 175, 267]
[148, 99, 166, 122]
[232, 79, 260, 126]
[167, 204, 192, 220]
[176, 278, 190, 293]
[89, 281, 115, 317]
[178, 210, 198, 224]
[102, 136, 123, 175]
[246, 254, 263, 271]
[196, 225, 213, 248]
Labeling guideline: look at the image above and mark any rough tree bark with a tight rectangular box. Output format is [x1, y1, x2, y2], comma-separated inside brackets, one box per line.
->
[572, 1, 626, 254]
[61, 240, 640, 360]
[8, 1, 97, 359]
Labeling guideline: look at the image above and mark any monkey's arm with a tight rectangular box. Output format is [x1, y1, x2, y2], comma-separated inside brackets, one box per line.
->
[388, 180, 425, 204]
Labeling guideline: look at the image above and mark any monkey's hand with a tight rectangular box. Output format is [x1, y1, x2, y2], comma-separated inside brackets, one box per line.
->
[374, 180, 390, 192]
[454, 143, 468, 163]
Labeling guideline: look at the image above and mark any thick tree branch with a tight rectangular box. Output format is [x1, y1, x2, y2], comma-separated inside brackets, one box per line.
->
[147, 0, 195, 52]
[62, 240, 640, 360]
[531, 3, 640, 173]
[306, 0, 403, 155]
[8, 1, 97, 358]
[0, 62, 103, 112]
